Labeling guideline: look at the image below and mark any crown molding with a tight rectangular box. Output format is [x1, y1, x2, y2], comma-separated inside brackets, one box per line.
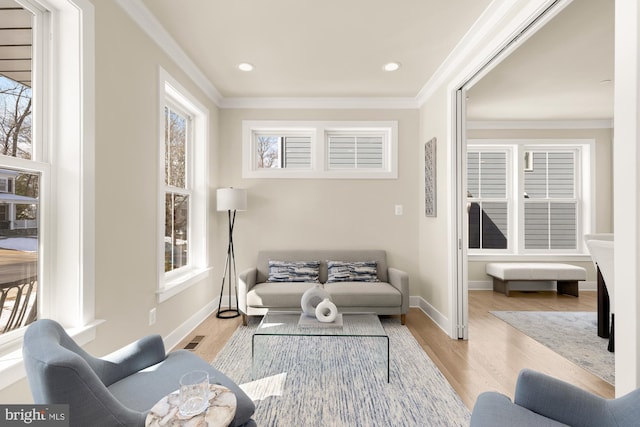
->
[115, 0, 224, 106]
[467, 119, 614, 130]
[219, 97, 419, 110]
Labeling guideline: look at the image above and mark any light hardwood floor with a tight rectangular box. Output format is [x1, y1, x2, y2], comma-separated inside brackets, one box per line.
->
[175, 290, 614, 410]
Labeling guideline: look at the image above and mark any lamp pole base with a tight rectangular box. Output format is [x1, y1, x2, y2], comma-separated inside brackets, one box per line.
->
[216, 308, 240, 319]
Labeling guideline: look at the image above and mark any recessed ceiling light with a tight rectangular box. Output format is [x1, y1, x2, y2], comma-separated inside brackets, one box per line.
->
[383, 62, 401, 72]
[238, 63, 254, 72]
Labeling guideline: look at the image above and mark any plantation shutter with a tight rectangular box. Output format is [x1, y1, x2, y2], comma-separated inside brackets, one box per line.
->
[283, 136, 311, 168]
[328, 135, 384, 169]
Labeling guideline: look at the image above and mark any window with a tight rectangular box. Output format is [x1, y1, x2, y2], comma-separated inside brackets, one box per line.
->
[327, 132, 385, 170]
[253, 131, 312, 170]
[467, 140, 592, 255]
[164, 104, 190, 272]
[158, 68, 209, 302]
[0, 2, 40, 337]
[243, 121, 397, 179]
[0, 0, 95, 381]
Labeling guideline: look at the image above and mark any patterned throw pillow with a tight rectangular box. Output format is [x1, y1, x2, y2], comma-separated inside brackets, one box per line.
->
[266, 260, 321, 282]
[327, 261, 379, 283]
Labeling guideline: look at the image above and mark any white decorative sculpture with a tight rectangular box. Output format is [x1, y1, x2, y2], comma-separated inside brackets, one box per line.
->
[301, 284, 330, 317]
[315, 298, 338, 323]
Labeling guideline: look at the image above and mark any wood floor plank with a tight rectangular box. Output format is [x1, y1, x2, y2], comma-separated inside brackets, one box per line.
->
[174, 289, 614, 410]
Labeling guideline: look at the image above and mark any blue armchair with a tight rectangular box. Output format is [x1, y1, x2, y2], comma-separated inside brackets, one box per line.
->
[22, 319, 255, 427]
[470, 369, 640, 427]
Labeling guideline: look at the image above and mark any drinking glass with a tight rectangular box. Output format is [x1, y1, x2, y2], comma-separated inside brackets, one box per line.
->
[179, 370, 209, 417]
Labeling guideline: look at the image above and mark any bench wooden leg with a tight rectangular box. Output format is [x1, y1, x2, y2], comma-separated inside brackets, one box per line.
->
[557, 280, 579, 297]
[492, 278, 510, 296]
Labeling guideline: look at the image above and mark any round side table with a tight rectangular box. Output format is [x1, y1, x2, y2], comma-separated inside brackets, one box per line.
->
[145, 383, 237, 427]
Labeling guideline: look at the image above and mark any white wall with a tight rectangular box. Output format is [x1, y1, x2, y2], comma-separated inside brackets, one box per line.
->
[613, 0, 640, 395]
[217, 108, 420, 289]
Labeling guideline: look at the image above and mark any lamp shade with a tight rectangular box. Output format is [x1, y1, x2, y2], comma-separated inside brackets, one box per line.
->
[217, 188, 247, 211]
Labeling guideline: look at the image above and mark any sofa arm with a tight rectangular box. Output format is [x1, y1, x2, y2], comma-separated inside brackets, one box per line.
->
[388, 267, 409, 314]
[99, 334, 166, 386]
[238, 267, 257, 314]
[514, 369, 611, 426]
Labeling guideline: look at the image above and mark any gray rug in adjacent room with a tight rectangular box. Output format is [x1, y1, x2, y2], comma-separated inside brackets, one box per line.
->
[211, 318, 470, 427]
[491, 311, 614, 385]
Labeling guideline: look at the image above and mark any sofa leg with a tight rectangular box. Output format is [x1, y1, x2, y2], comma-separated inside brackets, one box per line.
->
[401, 314, 406, 325]
[242, 314, 248, 326]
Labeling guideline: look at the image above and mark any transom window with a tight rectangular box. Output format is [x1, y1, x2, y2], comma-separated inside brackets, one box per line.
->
[467, 140, 592, 255]
[253, 131, 312, 170]
[243, 121, 397, 179]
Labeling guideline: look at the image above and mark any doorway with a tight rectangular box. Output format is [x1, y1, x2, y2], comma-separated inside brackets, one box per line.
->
[452, 0, 614, 343]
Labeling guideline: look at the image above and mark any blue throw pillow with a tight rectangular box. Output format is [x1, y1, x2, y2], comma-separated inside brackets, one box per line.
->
[327, 261, 379, 282]
[267, 260, 321, 282]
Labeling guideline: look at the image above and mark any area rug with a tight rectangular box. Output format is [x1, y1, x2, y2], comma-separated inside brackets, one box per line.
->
[211, 318, 470, 426]
[491, 311, 614, 385]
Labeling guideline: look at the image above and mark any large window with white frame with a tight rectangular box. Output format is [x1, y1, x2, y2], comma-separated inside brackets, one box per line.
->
[0, 1, 42, 342]
[0, 0, 95, 376]
[243, 121, 398, 179]
[467, 140, 592, 255]
[158, 68, 209, 302]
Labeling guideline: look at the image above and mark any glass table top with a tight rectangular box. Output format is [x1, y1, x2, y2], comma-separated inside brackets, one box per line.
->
[254, 311, 387, 337]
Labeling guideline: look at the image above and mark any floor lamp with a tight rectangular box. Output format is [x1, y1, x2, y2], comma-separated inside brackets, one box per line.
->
[216, 188, 247, 319]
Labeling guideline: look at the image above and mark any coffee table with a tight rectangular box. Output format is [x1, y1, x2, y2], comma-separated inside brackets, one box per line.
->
[252, 311, 390, 382]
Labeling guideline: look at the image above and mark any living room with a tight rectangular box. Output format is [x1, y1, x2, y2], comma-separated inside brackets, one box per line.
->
[1, 0, 640, 425]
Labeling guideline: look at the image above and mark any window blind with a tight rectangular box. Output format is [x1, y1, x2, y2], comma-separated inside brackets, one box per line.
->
[328, 135, 384, 169]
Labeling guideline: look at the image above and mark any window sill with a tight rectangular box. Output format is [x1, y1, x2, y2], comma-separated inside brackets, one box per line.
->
[0, 319, 103, 391]
[157, 267, 211, 303]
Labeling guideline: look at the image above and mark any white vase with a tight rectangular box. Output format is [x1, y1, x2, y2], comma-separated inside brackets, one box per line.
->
[315, 298, 338, 323]
[301, 284, 330, 318]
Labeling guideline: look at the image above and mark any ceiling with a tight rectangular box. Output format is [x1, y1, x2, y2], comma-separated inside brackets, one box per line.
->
[141, 0, 493, 98]
[141, 0, 613, 120]
[466, 0, 614, 121]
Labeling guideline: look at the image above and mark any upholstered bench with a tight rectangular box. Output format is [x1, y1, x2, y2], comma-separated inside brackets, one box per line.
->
[486, 262, 586, 297]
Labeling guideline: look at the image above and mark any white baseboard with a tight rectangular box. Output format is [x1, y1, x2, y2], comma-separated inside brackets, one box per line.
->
[409, 296, 452, 337]
[469, 280, 597, 291]
[164, 299, 218, 351]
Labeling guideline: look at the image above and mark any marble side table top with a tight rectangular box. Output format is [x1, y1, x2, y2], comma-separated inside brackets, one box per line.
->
[145, 383, 237, 427]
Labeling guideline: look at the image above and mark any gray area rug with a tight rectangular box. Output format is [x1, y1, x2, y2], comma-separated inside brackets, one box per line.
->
[491, 311, 614, 385]
[212, 317, 470, 426]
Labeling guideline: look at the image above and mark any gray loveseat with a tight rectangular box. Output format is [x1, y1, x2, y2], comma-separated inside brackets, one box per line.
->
[238, 249, 409, 325]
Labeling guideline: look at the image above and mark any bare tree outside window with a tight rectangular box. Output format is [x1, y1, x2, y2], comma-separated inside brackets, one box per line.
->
[164, 106, 189, 272]
[0, 78, 32, 160]
[256, 136, 279, 168]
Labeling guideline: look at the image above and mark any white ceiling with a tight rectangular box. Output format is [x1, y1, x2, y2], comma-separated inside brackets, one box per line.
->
[466, 0, 614, 121]
[141, 0, 614, 121]
[140, 0, 493, 98]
